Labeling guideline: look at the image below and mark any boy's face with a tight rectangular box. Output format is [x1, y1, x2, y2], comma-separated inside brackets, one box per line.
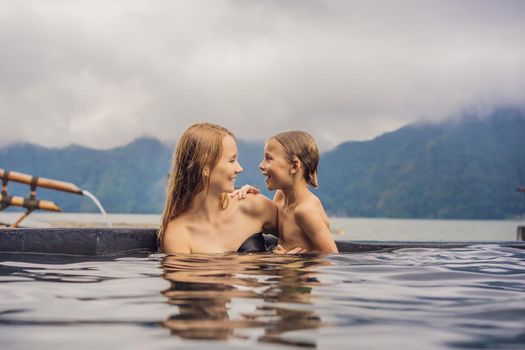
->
[259, 139, 292, 191]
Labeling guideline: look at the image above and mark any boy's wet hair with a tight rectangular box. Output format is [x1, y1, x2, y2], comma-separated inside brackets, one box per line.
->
[271, 131, 320, 188]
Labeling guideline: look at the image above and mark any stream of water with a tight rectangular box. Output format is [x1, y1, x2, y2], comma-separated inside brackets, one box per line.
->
[81, 190, 112, 228]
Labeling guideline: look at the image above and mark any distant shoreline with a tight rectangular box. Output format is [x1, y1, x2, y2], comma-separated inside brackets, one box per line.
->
[1, 212, 520, 241]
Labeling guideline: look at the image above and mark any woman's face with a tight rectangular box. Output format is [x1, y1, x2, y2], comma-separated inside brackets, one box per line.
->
[208, 135, 243, 193]
[259, 139, 292, 191]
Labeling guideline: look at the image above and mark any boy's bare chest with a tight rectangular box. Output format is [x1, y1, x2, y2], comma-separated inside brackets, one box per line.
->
[277, 206, 309, 248]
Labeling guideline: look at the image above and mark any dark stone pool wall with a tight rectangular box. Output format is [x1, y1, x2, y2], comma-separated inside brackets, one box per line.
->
[1, 228, 524, 256]
[0, 228, 157, 256]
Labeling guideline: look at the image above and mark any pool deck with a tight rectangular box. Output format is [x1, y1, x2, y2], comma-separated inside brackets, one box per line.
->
[1, 228, 525, 256]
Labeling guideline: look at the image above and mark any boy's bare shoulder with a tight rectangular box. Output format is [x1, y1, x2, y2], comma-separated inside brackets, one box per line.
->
[293, 195, 328, 224]
[294, 199, 322, 218]
[296, 193, 323, 211]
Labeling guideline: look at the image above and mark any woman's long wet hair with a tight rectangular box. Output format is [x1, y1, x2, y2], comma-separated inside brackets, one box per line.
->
[158, 122, 235, 243]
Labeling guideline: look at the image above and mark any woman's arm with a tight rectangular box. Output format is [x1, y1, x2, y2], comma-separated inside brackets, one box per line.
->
[239, 194, 279, 237]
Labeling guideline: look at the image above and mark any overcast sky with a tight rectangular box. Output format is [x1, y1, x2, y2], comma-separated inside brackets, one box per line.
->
[1, 0, 525, 151]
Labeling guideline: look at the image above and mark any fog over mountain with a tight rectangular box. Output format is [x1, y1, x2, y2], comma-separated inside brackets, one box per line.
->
[2, 108, 524, 219]
[1, 1, 525, 151]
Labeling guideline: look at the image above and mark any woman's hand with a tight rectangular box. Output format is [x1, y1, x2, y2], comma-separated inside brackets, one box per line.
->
[231, 184, 260, 200]
[272, 244, 305, 255]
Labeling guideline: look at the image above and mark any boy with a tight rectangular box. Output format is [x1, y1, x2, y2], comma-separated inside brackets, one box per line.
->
[259, 131, 338, 254]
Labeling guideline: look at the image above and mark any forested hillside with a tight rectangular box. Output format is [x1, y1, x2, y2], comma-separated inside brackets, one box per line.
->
[2, 108, 524, 219]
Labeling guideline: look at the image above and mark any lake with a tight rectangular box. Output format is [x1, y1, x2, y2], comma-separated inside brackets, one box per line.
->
[1, 212, 522, 241]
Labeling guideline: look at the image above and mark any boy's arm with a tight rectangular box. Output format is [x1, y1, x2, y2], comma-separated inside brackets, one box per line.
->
[295, 205, 338, 253]
[261, 196, 279, 237]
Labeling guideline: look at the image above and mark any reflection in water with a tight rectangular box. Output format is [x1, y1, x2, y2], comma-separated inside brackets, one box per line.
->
[160, 253, 333, 347]
[1, 246, 524, 349]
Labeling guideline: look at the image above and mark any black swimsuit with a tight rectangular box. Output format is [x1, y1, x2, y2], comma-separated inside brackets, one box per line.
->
[237, 233, 266, 253]
[237, 233, 278, 253]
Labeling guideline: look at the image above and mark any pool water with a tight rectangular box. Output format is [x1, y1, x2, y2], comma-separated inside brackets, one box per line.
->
[1, 246, 524, 349]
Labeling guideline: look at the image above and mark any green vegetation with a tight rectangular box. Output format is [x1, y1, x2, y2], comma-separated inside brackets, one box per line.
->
[318, 108, 525, 219]
[1, 108, 524, 219]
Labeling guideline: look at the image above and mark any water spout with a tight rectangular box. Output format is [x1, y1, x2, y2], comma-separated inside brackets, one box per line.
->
[81, 190, 112, 228]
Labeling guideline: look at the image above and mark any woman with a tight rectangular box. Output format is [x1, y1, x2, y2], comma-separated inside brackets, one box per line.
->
[159, 122, 292, 254]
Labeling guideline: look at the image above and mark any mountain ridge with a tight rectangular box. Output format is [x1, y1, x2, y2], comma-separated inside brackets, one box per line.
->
[1, 108, 524, 219]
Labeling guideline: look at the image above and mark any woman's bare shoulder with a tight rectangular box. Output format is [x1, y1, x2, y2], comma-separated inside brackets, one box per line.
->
[237, 193, 275, 217]
[162, 218, 192, 254]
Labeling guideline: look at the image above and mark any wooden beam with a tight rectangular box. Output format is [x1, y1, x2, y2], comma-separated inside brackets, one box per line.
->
[0, 194, 61, 212]
[0, 168, 82, 195]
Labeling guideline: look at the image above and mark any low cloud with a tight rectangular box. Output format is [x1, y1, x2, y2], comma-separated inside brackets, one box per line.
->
[1, 0, 525, 150]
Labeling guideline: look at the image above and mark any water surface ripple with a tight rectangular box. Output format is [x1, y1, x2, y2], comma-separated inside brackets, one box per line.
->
[0, 245, 524, 349]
